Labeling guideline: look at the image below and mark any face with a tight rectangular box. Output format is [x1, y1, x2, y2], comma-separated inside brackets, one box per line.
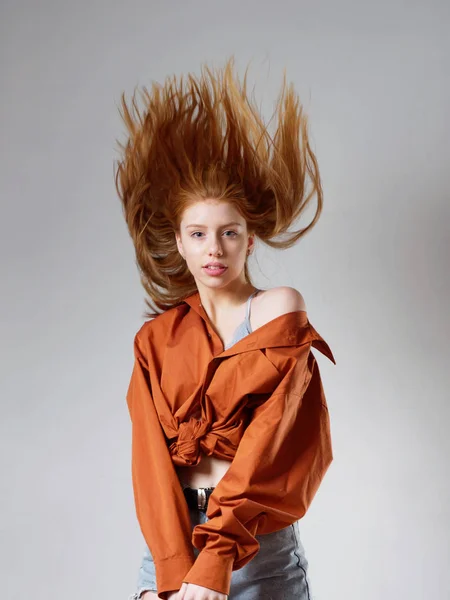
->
[175, 199, 254, 291]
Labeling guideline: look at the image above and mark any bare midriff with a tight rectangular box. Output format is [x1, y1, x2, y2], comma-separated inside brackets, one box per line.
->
[176, 453, 232, 488]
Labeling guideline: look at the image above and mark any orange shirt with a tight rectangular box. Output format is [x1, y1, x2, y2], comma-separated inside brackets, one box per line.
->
[126, 290, 336, 599]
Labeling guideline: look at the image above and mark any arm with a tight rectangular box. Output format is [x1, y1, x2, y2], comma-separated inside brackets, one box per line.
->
[126, 332, 196, 599]
[181, 342, 334, 597]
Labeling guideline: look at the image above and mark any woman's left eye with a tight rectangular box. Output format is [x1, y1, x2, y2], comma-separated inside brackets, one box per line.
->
[224, 231, 237, 237]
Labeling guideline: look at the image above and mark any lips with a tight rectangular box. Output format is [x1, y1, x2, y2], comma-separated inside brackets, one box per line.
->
[203, 264, 228, 276]
[204, 263, 226, 268]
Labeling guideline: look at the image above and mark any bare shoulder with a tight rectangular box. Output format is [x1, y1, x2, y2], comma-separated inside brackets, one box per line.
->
[254, 286, 307, 328]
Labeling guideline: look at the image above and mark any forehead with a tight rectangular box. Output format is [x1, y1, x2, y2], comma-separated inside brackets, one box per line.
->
[182, 199, 245, 227]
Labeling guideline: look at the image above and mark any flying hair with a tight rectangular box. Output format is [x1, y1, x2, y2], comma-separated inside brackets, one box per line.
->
[114, 56, 323, 318]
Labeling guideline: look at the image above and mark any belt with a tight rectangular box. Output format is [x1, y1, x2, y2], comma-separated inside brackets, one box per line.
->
[183, 486, 215, 511]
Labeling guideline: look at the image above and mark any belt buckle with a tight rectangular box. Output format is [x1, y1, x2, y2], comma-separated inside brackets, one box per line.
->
[197, 487, 206, 510]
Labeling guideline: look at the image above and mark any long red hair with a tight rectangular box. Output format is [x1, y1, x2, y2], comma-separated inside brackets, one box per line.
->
[114, 56, 323, 318]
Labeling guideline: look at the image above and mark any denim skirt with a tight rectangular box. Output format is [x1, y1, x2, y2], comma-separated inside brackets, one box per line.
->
[129, 490, 313, 599]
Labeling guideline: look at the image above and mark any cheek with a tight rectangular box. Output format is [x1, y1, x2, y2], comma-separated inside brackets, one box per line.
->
[188, 243, 204, 257]
[184, 242, 203, 264]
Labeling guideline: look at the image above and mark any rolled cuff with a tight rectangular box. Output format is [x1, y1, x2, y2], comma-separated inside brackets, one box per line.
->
[182, 549, 235, 596]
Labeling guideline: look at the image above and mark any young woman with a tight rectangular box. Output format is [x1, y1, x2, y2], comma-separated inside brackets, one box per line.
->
[115, 57, 335, 600]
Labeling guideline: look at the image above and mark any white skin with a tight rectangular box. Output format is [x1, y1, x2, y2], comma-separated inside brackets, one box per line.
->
[175, 198, 257, 321]
[140, 200, 254, 600]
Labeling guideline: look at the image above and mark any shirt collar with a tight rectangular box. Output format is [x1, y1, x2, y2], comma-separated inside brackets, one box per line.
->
[182, 291, 336, 364]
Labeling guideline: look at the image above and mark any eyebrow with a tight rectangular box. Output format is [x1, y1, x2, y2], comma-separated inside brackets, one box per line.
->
[185, 222, 243, 229]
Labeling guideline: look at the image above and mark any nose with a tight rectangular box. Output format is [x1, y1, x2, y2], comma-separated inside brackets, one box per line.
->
[209, 234, 223, 256]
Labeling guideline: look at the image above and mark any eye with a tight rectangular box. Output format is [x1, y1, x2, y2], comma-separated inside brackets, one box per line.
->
[190, 231, 238, 238]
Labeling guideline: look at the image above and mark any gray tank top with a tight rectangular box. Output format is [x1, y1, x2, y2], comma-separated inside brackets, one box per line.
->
[223, 289, 261, 350]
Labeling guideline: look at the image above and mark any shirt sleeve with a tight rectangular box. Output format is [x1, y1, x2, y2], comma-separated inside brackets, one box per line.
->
[182, 341, 334, 597]
[126, 332, 196, 599]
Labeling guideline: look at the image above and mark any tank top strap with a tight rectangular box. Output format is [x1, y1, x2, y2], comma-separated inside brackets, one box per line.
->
[245, 289, 260, 324]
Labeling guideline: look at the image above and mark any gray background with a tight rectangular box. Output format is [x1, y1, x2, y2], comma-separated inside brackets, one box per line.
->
[1, 1, 449, 599]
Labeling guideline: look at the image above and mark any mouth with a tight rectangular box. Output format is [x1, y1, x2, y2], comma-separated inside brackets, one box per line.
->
[202, 264, 228, 276]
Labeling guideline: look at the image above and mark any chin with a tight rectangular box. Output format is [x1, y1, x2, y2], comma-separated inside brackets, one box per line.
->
[195, 270, 235, 286]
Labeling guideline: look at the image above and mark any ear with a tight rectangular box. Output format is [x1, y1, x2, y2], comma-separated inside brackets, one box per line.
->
[175, 231, 183, 254]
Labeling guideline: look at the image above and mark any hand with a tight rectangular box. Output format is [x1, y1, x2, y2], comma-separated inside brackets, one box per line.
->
[169, 582, 228, 600]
